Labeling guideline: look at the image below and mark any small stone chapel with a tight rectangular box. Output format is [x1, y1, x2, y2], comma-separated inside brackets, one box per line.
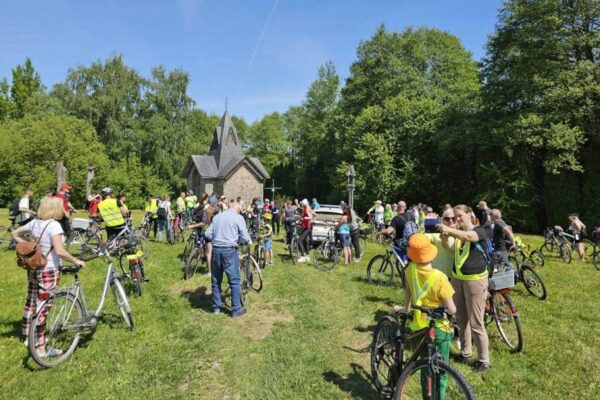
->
[183, 111, 270, 200]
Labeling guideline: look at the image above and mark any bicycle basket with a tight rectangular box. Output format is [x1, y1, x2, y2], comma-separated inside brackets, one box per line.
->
[71, 218, 91, 231]
[489, 270, 515, 290]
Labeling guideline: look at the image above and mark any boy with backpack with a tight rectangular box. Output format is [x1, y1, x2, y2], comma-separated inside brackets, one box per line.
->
[10, 189, 36, 226]
[156, 195, 172, 244]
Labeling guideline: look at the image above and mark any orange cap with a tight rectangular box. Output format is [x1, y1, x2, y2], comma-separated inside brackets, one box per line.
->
[407, 233, 438, 264]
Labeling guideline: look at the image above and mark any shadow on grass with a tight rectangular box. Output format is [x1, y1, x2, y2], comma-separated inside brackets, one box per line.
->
[0, 319, 21, 340]
[323, 363, 378, 399]
[354, 309, 390, 333]
[180, 286, 213, 312]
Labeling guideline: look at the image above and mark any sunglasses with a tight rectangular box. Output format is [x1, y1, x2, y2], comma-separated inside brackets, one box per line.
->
[443, 216, 457, 222]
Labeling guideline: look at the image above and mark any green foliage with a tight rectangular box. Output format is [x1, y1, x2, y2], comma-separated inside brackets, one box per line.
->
[245, 112, 290, 172]
[0, 115, 109, 206]
[10, 58, 44, 118]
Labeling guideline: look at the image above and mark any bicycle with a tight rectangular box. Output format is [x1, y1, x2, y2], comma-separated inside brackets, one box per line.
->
[118, 250, 146, 296]
[508, 237, 544, 267]
[366, 243, 408, 287]
[69, 218, 149, 262]
[27, 245, 133, 368]
[485, 270, 523, 353]
[183, 230, 207, 280]
[507, 255, 547, 300]
[371, 305, 476, 399]
[540, 227, 572, 263]
[171, 213, 188, 243]
[0, 217, 19, 250]
[560, 229, 595, 261]
[311, 224, 340, 271]
[592, 243, 600, 271]
[66, 218, 103, 255]
[138, 212, 155, 238]
[241, 243, 263, 292]
[288, 221, 303, 265]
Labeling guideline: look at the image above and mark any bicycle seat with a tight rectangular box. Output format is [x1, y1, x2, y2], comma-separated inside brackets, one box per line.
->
[60, 265, 82, 274]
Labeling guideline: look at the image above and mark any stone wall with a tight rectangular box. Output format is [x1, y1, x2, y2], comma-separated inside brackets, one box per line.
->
[223, 164, 263, 202]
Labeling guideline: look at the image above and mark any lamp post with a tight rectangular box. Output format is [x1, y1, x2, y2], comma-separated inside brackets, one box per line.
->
[346, 165, 356, 210]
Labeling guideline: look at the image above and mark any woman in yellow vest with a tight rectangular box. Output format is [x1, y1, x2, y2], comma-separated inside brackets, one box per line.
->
[395, 233, 456, 397]
[98, 187, 127, 240]
[144, 194, 159, 239]
[438, 204, 490, 373]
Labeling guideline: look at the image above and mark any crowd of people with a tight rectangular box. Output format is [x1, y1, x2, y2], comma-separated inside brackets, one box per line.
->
[6, 185, 593, 375]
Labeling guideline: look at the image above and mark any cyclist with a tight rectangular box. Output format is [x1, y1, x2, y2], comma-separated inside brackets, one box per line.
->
[176, 192, 186, 221]
[297, 199, 316, 263]
[377, 201, 408, 250]
[86, 190, 102, 220]
[259, 212, 274, 265]
[568, 212, 587, 261]
[338, 207, 352, 265]
[116, 191, 129, 217]
[144, 194, 159, 239]
[437, 204, 490, 373]
[383, 203, 394, 228]
[283, 200, 297, 245]
[311, 198, 320, 210]
[55, 183, 74, 238]
[98, 187, 128, 240]
[489, 209, 515, 264]
[393, 233, 457, 397]
[185, 190, 197, 217]
[15, 188, 36, 226]
[367, 200, 385, 231]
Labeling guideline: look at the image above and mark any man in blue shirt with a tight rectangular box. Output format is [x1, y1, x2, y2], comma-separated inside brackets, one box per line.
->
[205, 202, 251, 317]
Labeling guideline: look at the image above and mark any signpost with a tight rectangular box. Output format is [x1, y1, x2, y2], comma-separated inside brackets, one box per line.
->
[346, 165, 356, 210]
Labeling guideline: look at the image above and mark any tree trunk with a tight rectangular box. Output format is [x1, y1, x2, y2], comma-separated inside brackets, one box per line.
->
[56, 161, 68, 191]
[86, 166, 95, 198]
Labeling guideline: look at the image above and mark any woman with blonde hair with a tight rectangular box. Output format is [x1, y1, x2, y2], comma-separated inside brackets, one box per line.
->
[12, 197, 85, 357]
[568, 213, 587, 261]
[437, 204, 490, 373]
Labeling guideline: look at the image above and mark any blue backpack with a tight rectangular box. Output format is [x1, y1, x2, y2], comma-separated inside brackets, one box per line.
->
[399, 220, 419, 251]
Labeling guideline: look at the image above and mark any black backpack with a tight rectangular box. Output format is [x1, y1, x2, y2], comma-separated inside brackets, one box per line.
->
[8, 198, 20, 217]
[156, 205, 167, 220]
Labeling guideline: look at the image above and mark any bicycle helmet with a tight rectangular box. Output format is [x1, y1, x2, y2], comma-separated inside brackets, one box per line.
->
[101, 187, 113, 196]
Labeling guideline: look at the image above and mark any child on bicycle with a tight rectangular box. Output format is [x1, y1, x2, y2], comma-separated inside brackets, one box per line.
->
[260, 213, 274, 265]
[394, 233, 457, 396]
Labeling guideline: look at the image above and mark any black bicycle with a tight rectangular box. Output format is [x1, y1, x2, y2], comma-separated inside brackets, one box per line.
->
[371, 305, 476, 399]
[366, 244, 408, 287]
[182, 229, 207, 280]
[508, 257, 547, 300]
[540, 227, 572, 263]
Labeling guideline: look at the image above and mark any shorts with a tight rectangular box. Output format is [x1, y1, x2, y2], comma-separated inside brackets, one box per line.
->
[339, 233, 351, 248]
[264, 239, 272, 251]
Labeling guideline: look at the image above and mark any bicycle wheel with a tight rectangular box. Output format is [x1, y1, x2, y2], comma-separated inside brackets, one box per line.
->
[582, 239, 595, 260]
[28, 290, 84, 368]
[65, 229, 86, 256]
[111, 278, 134, 330]
[393, 358, 476, 400]
[593, 251, 600, 271]
[359, 235, 367, 258]
[289, 236, 300, 265]
[371, 316, 400, 395]
[492, 291, 523, 352]
[130, 264, 143, 296]
[528, 249, 545, 267]
[312, 241, 339, 271]
[247, 256, 264, 292]
[254, 245, 266, 270]
[240, 261, 250, 306]
[521, 265, 547, 300]
[0, 226, 13, 251]
[559, 243, 572, 264]
[140, 221, 150, 238]
[509, 248, 526, 264]
[367, 255, 394, 285]
[184, 247, 202, 280]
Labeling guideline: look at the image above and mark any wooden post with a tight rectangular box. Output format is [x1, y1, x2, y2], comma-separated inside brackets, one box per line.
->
[86, 166, 95, 198]
[56, 161, 68, 191]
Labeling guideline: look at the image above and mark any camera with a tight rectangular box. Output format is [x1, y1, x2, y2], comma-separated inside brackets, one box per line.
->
[424, 218, 441, 233]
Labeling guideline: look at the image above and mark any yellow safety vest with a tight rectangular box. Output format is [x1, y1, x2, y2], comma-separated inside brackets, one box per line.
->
[452, 239, 488, 281]
[145, 199, 158, 216]
[185, 196, 195, 209]
[407, 263, 446, 331]
[98, 198, 125, 227]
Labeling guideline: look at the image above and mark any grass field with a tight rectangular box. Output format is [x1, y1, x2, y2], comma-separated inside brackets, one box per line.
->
[1, 209, 599, 399]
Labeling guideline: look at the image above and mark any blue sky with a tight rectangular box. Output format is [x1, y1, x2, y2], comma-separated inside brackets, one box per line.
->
[0, 0, 502, 122]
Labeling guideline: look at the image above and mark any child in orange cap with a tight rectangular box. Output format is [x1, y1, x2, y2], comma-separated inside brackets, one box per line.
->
[394, 233, 457, 396]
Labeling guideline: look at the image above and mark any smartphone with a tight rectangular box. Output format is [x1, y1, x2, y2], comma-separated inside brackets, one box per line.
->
[424, 218, 441, 233]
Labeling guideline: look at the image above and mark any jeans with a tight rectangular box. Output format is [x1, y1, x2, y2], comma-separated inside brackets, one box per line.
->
[350, 229, 361, 258]
[211, 247, 243, 316]
[157, 219, 171, 243]
[299, 227, 311, 256]
[272, 215, 280, 235]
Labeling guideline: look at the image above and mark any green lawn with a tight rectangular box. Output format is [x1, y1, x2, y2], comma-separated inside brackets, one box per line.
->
[1, 209, 599, 399]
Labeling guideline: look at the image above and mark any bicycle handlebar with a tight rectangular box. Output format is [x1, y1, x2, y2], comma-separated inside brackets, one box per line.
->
[412, 305, 448, 320]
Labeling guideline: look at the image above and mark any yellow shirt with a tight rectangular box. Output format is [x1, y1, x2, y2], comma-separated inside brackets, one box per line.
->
[424, 233, 453, 277]
[405, 263, 455, 332]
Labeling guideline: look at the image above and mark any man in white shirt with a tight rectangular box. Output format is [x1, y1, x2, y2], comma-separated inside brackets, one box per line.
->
[16, 189, 35, 226]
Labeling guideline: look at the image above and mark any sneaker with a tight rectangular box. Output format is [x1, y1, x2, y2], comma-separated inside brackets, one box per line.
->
[44, 346, 64, 357]
[232, 309, 246, 318]
[353, 258, 360, 263]
[472, 362, 490, 373]
[297, 256, 306, 263]
[213, 309, 221, 315]
[23, 338, 28, 348]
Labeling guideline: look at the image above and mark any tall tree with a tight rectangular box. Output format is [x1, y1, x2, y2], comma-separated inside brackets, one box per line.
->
[10, 58, 44, 118]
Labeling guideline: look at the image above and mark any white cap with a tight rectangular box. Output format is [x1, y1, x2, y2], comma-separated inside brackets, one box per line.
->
[301, 198, 309, 207]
